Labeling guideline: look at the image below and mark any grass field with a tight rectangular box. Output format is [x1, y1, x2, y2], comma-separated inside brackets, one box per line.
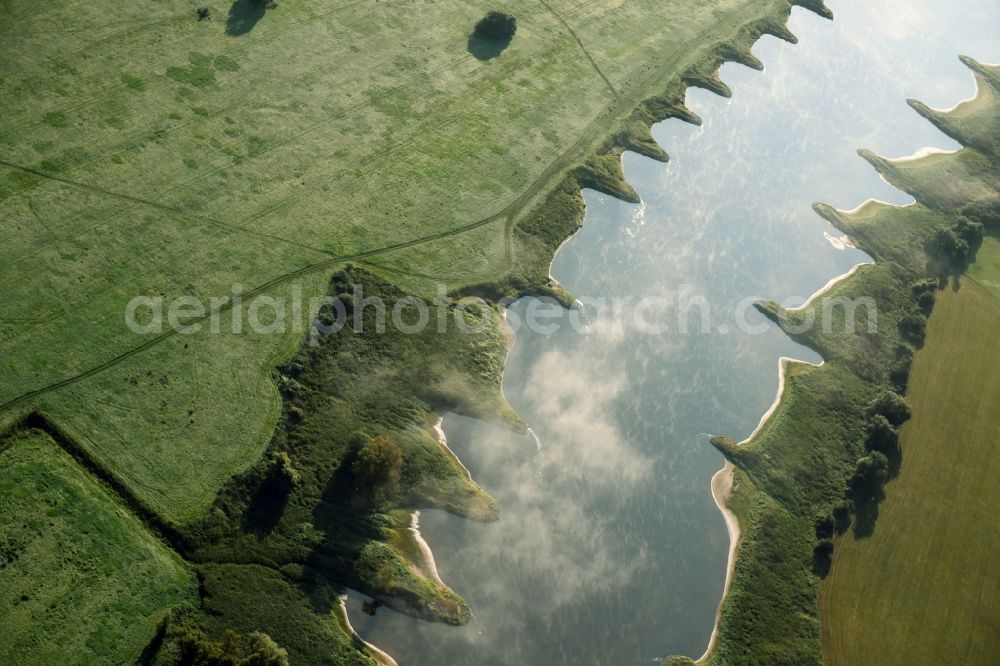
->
[0, 429, 195, 664]
[820, 274, 1000, 665]
[968, 235, 1000, 298]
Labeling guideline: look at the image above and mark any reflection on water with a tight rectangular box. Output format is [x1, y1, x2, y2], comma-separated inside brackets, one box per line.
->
[348, 0, 1000, 663]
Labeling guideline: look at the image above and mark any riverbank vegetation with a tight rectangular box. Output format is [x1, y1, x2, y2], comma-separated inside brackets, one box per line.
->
[669, 57, 1000, 665]
[180, 267, 508, 628]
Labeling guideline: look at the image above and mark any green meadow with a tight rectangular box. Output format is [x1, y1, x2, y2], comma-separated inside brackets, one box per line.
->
[0, 429, 195, 664]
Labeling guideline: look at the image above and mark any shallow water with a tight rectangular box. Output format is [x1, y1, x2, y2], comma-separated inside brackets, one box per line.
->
[347, 0, 1000, 663]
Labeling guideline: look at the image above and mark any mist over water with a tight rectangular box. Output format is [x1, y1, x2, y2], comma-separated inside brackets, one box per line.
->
[347, 0, 1000, 663]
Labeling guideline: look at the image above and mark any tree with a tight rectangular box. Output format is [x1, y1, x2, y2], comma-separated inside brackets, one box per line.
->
[849, 452, 890, 501]
[914, 289, 935, 315]
[954, 216, 985, 252]
[474, 10, 517, 41]
[849, 453, 890, 537]
[270, 451, 299, 489]
[865, 415, 901, 474]
[243, 451, 299, 532]
[242, 633, 289, 666]
[174, 628, 289, 666]
[869, 390, 912, 427]
[352, 436, 403, 502]
[911, 277, 938, 315]
[374, 562, 398, 591]
[815, 514, 835, 539]
[890, 344, 914, 393]
[898, 312, 926, 346]
[927, 226, 969, 269]
[959, 201, 1000, 231]
[910, 278, 939, 295]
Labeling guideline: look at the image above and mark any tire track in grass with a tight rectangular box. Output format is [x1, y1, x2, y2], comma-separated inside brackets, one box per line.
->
[0, 159, 332, 259]
[4, 46, 481, 215]
[0, 207, 512, 416]
[537, 0, 621, 101]
[1, 46, 509, 271]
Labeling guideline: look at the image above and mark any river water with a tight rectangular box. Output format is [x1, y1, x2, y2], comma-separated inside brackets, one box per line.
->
[347, 0, 1000, 663]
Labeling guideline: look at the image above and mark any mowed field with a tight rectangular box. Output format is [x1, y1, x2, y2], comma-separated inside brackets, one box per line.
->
[0, 430, 195, 664]
[968, 235, 1000, 299]
[820, 246, 1000, 665]
[0, 0, 797, 524]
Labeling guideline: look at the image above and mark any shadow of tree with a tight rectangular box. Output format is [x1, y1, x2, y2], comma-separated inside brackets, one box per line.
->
[226, 0, 266, 36]
[812, 543, 834, 578]
[240, 472, 292, 534]
[467, 33, 512, 61]
[851, 487, 885, 538]
[887, 445, 903, 479]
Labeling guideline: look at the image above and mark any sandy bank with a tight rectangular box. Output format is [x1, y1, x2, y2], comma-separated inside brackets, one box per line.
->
[785, 263, 866, 313]
[696, 461, 740, 664]
[888, 145, 958, 163]
[432, 416, 473, 481]
[409, 510, 444, 584]
[739, 355, 824, 446]
[336, 595, 399, 666]
[926, 71, 981, 114]
[840, 196, 914, 216]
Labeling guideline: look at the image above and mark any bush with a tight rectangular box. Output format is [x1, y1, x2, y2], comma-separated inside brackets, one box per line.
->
[898, 312, 926, 346]
[474, 10, 517, 40]
[869, 390, 912, 427]
[174, 627, 289, 666]
[865, 415, 901, 475]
